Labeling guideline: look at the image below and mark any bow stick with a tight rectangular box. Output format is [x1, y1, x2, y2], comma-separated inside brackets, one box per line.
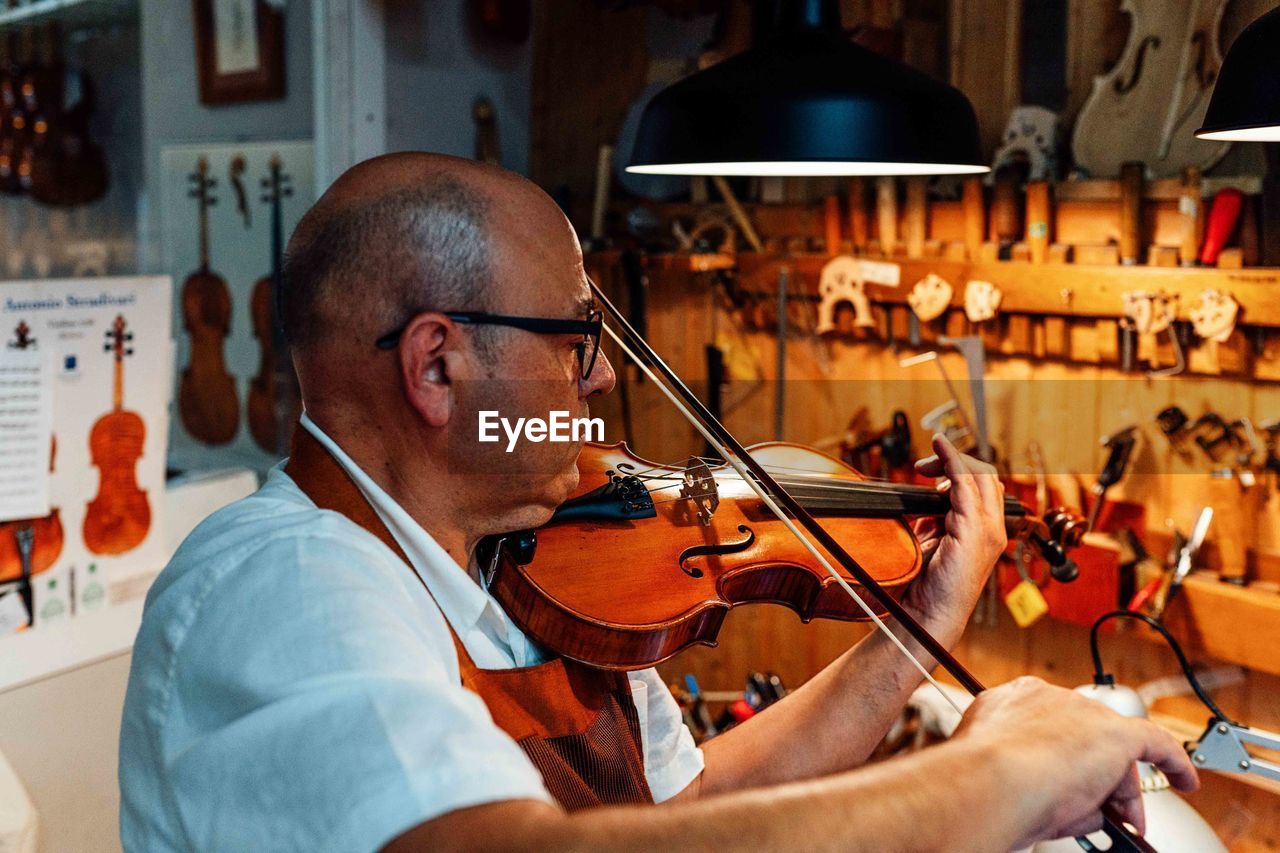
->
[588, 278, 1157, 853]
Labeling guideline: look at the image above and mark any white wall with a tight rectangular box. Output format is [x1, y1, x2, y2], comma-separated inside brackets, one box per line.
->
[382, 0, 531, 175]
[0, 654, 131, 853]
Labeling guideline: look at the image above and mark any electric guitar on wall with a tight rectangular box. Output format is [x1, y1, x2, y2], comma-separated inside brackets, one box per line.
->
[178, 157, 240, 445]
[83, 315, 151, 556]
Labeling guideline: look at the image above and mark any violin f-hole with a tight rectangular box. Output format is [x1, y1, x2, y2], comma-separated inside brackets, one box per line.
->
[1113, 35, 1161, 95]
[679, 524, 755, 578]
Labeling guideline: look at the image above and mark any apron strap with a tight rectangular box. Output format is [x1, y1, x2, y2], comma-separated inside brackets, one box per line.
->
[284, 423, 482, 674]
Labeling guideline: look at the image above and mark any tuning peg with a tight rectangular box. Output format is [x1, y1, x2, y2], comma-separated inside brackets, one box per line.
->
[103, 342, 111, 352]
[125, 348, 134, 356]
[207, 197, 217, 206]
[208, 177, 218, 186]
[124, 332, 134, 341]
[261, 178, 270, 188]
[283, 188, 293, 197]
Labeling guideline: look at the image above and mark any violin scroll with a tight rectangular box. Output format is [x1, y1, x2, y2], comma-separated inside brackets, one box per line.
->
[1017, 506, 1087, 584]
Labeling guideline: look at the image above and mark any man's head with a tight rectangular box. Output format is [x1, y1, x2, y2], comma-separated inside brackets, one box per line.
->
[282, 153, 615, 543]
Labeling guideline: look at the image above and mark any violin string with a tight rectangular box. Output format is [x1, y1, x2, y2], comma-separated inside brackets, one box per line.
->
[603, 323, 965, 717]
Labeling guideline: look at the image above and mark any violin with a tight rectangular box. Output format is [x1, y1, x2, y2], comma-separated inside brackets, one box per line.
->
[247, 155, 296, 454]
[0, 320, 63, 584]
[26, 23, 108, 207]
[0, 31, 30, 196]
[482, 277, 1155, 853]
[486, 441, 1083, 670]
[1072, 0, 1231, 177]
[83, 315, 151, 556]
[178, 157, 239, 446]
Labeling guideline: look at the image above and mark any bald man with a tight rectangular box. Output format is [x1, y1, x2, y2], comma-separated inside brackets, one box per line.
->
[119, 153, 1196, 852]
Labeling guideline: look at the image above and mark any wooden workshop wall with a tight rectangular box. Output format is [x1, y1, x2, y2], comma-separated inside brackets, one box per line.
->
[585, 259, 1280, 848]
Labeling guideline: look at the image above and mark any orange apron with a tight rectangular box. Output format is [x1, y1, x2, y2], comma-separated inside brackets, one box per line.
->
[285, 428, 654, 811]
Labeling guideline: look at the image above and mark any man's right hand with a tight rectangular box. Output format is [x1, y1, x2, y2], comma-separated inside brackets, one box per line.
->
[953, 676, 1200, 847]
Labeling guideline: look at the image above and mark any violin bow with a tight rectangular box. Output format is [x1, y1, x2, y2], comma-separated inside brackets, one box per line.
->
[588, 278, 1157, 853]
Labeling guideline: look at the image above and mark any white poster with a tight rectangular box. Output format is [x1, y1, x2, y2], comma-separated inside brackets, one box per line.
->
[0, 346, 52, 521]
[0, 276, 172, 639]
[213, 0, 260, 75]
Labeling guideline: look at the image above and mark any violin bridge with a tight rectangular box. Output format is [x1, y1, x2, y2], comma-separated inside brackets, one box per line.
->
[681, 457, 720, 526]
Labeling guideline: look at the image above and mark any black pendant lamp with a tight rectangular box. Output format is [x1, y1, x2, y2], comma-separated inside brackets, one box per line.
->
[626, 0, 986, 177]
[1196, 7, 1280, 142]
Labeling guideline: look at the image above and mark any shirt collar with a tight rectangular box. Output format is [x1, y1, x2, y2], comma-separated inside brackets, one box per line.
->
[296, 413, 492, 635]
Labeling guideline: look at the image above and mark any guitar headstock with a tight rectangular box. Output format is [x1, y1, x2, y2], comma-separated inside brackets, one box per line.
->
[7, 319, 33, 350]
[103, 314, 134, 362]
[260, 154, 293, 206]
[188, 156, 217, 209]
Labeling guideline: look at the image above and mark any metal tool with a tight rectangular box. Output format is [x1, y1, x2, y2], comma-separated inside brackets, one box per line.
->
[1160, 507, 1213, 618]
[939, 336, 992, 462]
[900, 350, 978, 456]
[1189, 720, 1280, 784]
[1087, 426, 1138, 532]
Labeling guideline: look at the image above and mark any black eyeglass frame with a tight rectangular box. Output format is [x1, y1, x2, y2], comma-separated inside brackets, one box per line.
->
[375, 310, 605, 380]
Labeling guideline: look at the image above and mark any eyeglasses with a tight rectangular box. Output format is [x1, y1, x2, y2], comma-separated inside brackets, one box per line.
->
[375, 310, 605, 380]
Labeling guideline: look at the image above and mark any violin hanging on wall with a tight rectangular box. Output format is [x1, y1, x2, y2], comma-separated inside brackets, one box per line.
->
[1072, 0, 1233, 178]
[0, 31, 31, 196]
[0, 320, 63, 583]
[179, 157, 240, 445]
[83, 315, 151, 556]
[26, 23, 108, 207]
[247, 155, 298, 455]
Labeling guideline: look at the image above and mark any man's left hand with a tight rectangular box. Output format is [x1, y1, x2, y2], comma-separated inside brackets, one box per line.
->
[902, 434, 1007, 642]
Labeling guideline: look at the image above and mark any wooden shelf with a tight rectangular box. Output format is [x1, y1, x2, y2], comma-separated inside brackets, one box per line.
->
[729, 253, 1280, 329]
[0, 0, 136, 32]
[1161, 573, 1280, 679]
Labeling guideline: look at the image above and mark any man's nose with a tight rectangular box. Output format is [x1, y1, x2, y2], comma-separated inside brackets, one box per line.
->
[582, 349, 617, 398]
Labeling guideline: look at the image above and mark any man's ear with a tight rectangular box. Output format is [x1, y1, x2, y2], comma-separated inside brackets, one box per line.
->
[398, 313, 454, 428]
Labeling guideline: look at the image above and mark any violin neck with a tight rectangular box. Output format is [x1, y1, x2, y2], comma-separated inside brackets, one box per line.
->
[781, 480, 1026, 520]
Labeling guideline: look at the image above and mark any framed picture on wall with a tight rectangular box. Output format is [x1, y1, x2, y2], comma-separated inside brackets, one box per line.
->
[193, 0, 285, 105]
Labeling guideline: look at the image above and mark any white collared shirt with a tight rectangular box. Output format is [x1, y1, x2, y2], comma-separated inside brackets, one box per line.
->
[119, 415, 703, 853]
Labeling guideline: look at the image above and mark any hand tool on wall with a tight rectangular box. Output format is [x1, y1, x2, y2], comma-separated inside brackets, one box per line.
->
[1199, 188, 1244, 266]
[711, 176, 764, 253]
[1157, 507, 1213, 621]
[939, 335, 992, 463]
[1086, 426, 1137, 532]
[899, 350, 978, 457]
[824, 195, 842, 254]
[875, 176, 898, 255]
[1119, 162, 1145, 265]
[1179, 166, 1204, 267]
[961, 175, 985, 261]
[1261, 419, 1280, 488]
[1025, 180, 1051, 264]
[848, 177, 869, 253]
[905, 177, 927, 259]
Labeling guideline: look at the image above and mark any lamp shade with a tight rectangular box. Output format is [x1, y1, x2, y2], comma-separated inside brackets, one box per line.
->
[1196, 7, 1280, 142]
[625, 25, 987, 177]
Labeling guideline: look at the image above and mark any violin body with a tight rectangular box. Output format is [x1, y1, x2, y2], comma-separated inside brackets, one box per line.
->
[0, 510, 62, 582]
[179, 269, 239, 445]
[491, 442, 922, 670]
[247, 274, 276, 451]
[1072, 0, 1231, 177]
[83, 409, 149, 555]
[85, 315, 151, 555]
